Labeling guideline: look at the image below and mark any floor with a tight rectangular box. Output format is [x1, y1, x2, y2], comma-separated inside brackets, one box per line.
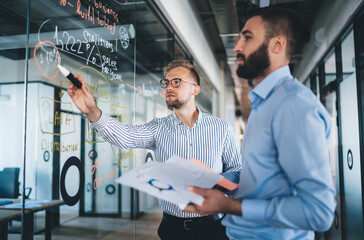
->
[8, 210, 162, 240]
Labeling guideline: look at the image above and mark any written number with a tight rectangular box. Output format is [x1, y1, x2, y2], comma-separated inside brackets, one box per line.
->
[53, 25, 83, 54]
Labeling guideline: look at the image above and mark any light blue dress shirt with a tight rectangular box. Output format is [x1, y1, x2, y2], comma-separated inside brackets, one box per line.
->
[91, 107, 242, 218]
[222, 66, 336, 239]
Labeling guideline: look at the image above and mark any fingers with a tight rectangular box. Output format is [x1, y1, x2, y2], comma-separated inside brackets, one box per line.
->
[73, 74, 94, 99]
[187, 186, 209, 196]
[68, 74, 92, 99]
[183, 204, 198, 213]
[73, 74, 85, 90]
[67, 82, 75, 96]
[73, 74, 84, 84]
[67, 74, 83, 96]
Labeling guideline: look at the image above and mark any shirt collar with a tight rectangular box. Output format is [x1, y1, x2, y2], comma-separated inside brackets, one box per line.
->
[171, 106, 203, 127]
[248, 66, 291, 108]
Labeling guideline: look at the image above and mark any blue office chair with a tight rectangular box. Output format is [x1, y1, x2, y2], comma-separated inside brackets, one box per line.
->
[0, 168, 19, 198]
[0, 167, 31, 199]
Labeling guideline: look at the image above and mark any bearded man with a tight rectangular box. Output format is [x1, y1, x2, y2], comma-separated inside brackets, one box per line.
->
[184, 7, 336, 240]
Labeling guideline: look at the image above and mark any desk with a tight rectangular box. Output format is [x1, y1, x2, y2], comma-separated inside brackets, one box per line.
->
[0, 210, 22, 240]
[0, 199, 64, 240]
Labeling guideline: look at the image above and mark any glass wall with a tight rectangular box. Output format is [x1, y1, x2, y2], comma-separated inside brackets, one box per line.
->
[0, 0, 214, 239]
[304, 6, 364, 238]
[324, 51, 337, 86]
[309, 68, 319, 97]
[338, 27, 363, 240]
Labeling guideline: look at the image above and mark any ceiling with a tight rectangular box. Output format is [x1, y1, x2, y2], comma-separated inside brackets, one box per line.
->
[0, 0, 218, 110]
[189, 0, 327, 122]
[0, 0, 329, 118]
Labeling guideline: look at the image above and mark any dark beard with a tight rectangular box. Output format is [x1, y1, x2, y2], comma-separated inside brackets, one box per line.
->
[166, 99, 183, 109]
[236, 41, 270, 80]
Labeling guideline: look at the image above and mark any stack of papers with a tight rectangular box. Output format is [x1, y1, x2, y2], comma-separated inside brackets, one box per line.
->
[116, 155, 237, 209]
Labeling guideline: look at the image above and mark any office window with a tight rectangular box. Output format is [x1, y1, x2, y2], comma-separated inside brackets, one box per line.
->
[175, 40, 190, 61]
[342, 31, 356, 81]
[0, 0, 27, 178]
[324, 50, 337, 85]
[339, 26, 362, 239]
[304, 77, 311, 89]
[196, 69, 214, 114]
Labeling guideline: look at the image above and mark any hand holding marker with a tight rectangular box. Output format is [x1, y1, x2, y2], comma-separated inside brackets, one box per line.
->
[57, 64, 82, 88]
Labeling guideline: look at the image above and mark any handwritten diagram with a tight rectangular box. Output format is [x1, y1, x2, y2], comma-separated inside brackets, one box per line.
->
[34, 40, 61, 80]
[35, 19, 130, 82]
[41, 139, 79, 153]
[87, 149, 115, 190]
[79, 66, 111, 103]
[39, 96, 76, 136]
[60, 0, 119, 35]
[33, 1, 154, 198]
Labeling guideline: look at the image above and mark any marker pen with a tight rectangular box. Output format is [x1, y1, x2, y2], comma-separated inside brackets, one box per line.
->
[57, 64, 82, 88]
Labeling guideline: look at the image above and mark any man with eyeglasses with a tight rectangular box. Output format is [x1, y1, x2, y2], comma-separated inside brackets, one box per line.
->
[68, 60, 242, 240]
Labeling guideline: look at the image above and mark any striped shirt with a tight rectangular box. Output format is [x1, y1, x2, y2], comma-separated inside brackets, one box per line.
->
[91, 107, 242, 218]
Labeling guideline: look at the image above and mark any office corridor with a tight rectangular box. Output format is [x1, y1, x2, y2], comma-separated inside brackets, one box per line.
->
[1, 0, 364, 239]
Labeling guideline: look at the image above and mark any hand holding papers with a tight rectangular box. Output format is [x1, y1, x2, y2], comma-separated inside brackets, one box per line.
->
[115, 155, 238, 209]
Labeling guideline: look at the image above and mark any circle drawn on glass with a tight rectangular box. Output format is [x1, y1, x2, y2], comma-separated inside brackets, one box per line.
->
[119, 27, 130, 49]
[43, 150, 50, 162]
[147, 179, 174, 191]
[106, 184, 116, 195]
[347, 149, 353, 170]
[60, 156, 85, 206]
[89, 150, 97, 160]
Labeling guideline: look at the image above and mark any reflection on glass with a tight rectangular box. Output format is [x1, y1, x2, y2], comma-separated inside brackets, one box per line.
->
[324, 50, 336, 85]
[342, 31, 355, 81]
[0, 0, 216, 239]
[339, 28, 363, 239]
[0, 0, 29, 234]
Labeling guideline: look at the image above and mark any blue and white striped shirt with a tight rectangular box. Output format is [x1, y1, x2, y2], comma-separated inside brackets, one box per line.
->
[91, 108, 242, 217]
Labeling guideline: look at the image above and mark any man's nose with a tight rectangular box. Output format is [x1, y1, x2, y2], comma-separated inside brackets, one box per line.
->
[165, 81, 173, 90]
[233, 38, 244, 53]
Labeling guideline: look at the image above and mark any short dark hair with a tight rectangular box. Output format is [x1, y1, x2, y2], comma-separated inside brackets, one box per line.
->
[164, 60, 200, 85]
[246, 7, 301, 59]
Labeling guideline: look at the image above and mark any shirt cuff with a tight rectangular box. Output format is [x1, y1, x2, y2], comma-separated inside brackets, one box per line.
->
[221, 172, 240, 183]
[90, 111, 108, 130]
[242, 199, 268, 222]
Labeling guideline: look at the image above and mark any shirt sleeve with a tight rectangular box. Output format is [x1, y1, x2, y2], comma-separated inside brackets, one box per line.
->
[90, 111, 156, 150]
[221, 123, 242, 184]
[242, 93, 336, 231]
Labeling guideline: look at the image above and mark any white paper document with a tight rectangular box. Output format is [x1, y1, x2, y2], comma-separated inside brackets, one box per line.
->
[115, 155, 224, 209]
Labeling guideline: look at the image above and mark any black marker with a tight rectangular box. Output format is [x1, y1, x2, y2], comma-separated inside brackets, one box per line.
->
[57, 64, 82, 88]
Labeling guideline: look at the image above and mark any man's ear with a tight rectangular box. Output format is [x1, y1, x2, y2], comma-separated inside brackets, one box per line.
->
[270, 35, 287, 54]
[193, 85, 200, 96]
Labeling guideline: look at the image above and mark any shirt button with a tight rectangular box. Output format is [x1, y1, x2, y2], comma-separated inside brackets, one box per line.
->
[189, 144, 192, 147]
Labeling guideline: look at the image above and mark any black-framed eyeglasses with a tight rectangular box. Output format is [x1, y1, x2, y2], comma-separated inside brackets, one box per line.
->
[160, 78, 197, 89]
